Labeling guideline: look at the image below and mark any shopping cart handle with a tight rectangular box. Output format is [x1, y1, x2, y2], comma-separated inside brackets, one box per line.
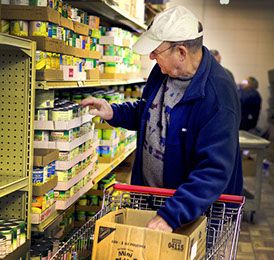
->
[113, 184, 176, 196]
[218, 194, 245, 204]
[112, 184, 245, 204]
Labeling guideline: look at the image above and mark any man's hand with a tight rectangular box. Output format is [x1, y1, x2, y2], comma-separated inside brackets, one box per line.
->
[81, 97, 114, 120]
[147, 215, 172, 232]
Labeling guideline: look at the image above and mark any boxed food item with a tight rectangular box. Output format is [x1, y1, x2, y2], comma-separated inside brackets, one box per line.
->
[92, 208, 207, 260]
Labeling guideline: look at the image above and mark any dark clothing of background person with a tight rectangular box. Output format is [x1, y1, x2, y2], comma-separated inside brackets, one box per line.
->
[239, 87, 262, 131]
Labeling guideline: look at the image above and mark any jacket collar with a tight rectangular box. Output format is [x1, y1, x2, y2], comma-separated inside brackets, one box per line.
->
[180, 46, 212, 103]
[149, 46, 212, 103]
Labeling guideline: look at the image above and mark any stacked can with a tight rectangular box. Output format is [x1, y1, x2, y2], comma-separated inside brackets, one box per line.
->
[0, 219, 26, 255]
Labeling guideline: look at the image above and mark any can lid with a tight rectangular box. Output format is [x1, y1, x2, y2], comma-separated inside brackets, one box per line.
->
[2, 223, 19, 228]
[0, 227, 12, 231]
[0, 234, 6, 240]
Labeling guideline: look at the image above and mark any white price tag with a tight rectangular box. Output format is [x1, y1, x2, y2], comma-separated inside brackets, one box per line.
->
[77, 81, 84, 87]
[190, 241, 197, 260]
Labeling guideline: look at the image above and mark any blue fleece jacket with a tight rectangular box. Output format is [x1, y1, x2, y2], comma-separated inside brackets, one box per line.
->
[107, 46, 243, 230]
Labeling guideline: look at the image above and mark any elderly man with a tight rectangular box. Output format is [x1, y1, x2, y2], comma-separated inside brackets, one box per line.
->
[82, 6, 243, 232]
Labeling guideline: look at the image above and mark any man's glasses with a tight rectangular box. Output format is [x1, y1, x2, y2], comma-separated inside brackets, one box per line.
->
[151, 44, 174, 56]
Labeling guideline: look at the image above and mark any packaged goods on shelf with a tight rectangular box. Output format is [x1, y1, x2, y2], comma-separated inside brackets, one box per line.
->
[0, 20, 10, 33]
[0, 219, 27, 256]
[32, 189, 55, 213]
[34, 130, 50, 141]
[10, 20, 29, 36]
[10, 0, 29, 5]
[29, 21, 48, 36]
[35, 90, 55, 109]
[32, 161, 56, 185]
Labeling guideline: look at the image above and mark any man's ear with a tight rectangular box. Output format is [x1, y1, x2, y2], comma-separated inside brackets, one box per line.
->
[177, 45, 187, 60]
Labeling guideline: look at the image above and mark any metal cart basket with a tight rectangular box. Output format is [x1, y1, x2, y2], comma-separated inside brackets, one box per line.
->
[51, 184, 245, 260]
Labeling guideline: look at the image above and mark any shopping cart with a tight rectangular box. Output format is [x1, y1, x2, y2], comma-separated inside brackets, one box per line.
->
[50, 184, 245, 260]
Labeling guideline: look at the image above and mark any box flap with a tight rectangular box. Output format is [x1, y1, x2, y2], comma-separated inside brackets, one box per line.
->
[33, 149, 59, 166]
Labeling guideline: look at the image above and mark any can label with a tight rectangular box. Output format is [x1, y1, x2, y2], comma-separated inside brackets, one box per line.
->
[0, 20, 10, 33]
[10, 21, 28, 37]
[29, 21, 48, 37]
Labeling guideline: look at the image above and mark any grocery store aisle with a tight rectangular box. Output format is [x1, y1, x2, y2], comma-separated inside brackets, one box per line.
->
[237, 174, 274, 259]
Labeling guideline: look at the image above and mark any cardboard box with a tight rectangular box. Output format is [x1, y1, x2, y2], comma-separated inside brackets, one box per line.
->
[113, 168, 132, 184]
[99, 36, 123, 46]
[73, 21, 89, 36]
[88, 16, 100, 29]
[242, 156, 256, 177]
[27, 36, 63, 53]
[2, 5, 60, 24]
[60, 16, 74, 30]
[86, 68, 100, 80]
[33, 149, 59, 167]
[100, 73, 126, 80]
[125, 72, 142, 80]
[36, 69, 64, 81]
[33, 175, 58, 196]
[98, 151, 119, 164]
[95, 122, 115, 130]
[92, 208, 207, 260]
[114, 151, 135, 183]
[31, 202, 56, 224]
[63, 65, 86, 81]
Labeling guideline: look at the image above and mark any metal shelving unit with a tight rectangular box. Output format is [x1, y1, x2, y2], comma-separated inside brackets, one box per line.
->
[70, 0, 147, 32]
[0, 0, 144, 244]
[36, 78, 146, 90]
[0, 33, 36, 257]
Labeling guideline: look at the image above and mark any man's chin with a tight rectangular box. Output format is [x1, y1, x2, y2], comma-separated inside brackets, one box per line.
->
[160, 68, 167, 75]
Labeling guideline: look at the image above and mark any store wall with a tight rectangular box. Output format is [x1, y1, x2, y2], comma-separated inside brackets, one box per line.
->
[167, 0, 274, 130]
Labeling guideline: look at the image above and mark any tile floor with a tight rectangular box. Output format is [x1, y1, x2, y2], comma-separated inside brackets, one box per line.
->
[236, 173, 274, 259]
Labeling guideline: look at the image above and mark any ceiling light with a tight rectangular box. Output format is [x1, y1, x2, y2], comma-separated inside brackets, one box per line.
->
[220, 0, 229, 4]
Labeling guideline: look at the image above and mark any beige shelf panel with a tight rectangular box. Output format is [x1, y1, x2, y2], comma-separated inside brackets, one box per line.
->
[36, 78, 145, 90]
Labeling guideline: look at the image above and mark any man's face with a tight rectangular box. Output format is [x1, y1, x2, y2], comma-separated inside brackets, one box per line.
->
[149, 42, 184, 77]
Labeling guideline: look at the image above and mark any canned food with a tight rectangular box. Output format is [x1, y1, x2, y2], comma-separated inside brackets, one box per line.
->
[29, 21, 48, 37]
[0, 20, 10, 33]
[35, 109, 49, 121]
[0, 227, 13, 254]
[10, 21, 28, 37]
[12, 221, 26, 246]
[3, 223, 20, 249]
[10, 0, 29, 5]
[34, 130, 49, 142]
[76, 211, 86, 221]
[0, 234, 6, 259]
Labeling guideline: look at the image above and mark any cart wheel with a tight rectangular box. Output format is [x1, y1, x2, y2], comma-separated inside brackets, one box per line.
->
[243, 210, 256, 223]
[250, 211, 256, 223]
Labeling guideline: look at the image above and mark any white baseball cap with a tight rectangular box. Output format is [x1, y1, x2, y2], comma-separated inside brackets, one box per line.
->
[133, 6, 203, 55]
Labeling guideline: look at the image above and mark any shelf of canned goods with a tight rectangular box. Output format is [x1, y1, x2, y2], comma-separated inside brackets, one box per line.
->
[0, 33, 36, 259]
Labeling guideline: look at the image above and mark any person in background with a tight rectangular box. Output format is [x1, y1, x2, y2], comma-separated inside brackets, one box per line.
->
[238, 76, 262, 131]
[82, 6, 243, 232]
[210, 49, 235, 83]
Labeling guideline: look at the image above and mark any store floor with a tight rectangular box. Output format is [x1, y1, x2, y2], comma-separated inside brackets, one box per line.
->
[237, 174, 274, 259]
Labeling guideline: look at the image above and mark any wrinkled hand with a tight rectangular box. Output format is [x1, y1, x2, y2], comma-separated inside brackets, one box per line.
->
[147, 215, 172, 232]
[81, 97, 113, 120]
